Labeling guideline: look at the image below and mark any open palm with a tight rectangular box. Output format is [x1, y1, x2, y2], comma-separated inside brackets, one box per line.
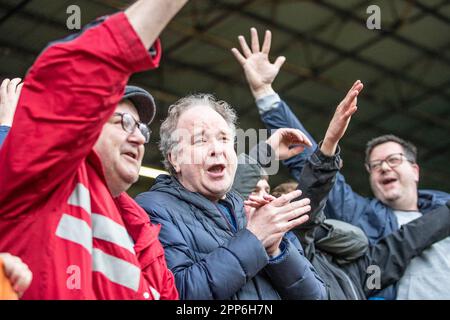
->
[232, 28, 286, 98]
[325, 80, 364, 144]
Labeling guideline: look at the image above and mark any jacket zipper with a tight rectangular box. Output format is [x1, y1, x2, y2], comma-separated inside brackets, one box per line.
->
[214, 203, 236, 234]
[341, 271, 359, 300]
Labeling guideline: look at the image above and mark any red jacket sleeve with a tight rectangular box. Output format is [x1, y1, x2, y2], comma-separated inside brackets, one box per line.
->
[0, 13, 160, 217]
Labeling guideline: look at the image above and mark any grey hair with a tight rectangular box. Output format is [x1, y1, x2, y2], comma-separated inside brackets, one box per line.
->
[365, 134, 418, 164]
[159, 93, 237, 175]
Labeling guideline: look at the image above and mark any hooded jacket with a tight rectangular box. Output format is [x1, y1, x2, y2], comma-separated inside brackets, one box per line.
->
[136, 175, 326, 300]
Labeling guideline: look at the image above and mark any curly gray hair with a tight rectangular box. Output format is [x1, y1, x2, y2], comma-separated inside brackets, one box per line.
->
[159, 93, 237, 175]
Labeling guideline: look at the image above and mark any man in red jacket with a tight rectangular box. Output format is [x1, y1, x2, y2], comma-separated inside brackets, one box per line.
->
[0, 0, 188, 299]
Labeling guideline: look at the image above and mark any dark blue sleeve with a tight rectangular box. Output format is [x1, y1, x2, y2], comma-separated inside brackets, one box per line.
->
[0, 126, 10, 147]
[325, 173, 371, 224]
[264, 232, 327, 300]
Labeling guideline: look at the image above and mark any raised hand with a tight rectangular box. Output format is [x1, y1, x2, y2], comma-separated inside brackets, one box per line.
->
[321, 80, 364, 156]
[266, 128, 313, 160]
[231, 28, 286, 99]
[246, 190, 310, 256]
[0, 253, 33, 298]
[0, 78, 23, 126]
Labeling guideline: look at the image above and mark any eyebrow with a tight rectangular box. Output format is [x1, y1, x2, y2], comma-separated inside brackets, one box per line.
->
[192, 130, 205, 138]
[370, 153, 403, 162]
[219, 129, 232, 136]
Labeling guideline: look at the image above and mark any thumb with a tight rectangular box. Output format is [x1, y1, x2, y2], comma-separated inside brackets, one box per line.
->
[287, 145, 305, 158]
[274, 56, 286, 70]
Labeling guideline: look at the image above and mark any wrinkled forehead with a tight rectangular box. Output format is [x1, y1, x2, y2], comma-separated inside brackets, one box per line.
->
[177, 104, 233, 135]
[370, 141, 404, 161]
[115, 99, 140, 121]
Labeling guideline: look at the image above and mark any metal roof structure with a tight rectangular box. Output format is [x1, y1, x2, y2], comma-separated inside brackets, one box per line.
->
[1, 0, 449, 197]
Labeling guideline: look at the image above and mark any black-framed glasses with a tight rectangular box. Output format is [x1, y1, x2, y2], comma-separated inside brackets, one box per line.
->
[113, 112, 151, 143]
[366, 153, 413, 172]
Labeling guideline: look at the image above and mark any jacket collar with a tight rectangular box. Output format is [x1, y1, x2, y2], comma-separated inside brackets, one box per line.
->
[151, 174, 247, 230]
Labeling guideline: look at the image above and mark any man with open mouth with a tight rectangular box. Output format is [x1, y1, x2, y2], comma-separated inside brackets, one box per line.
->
[136, 94, 326, 300]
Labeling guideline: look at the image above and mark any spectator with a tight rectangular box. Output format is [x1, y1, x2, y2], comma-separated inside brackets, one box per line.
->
[0, 0, 188, 299]
[232, 27, 450, 300]
[0, 78, 23, 146]
[136, 94, 326, 300]
[0, 253, 32, 299]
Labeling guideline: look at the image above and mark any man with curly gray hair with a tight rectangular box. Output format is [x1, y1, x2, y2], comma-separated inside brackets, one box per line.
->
[136, 93, 326, 300]
[159, 94, 237, 177]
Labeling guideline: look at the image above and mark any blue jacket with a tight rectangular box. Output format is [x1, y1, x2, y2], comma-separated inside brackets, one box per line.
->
[136, 174, 326, 300]
[257, 94, 450, 243]
[0, 126, 9, 146]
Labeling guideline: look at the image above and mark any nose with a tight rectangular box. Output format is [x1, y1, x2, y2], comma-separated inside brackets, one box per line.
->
[128, 126, 146, 145]
[208, 138, 225, 157]
[258, 189, 268, 198]
[380, 160, 391, 172]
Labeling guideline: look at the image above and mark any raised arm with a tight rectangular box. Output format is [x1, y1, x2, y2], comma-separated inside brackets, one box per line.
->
[232, 28, 373, 228]
[294, 78, 362, 243]
[125, 0, 188, 49]
[0, 1, 187, 217]
[231, 28, 315, 179]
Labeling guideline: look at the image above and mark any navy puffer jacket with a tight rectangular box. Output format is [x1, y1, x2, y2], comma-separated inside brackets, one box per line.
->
[136, 174, 326, 300]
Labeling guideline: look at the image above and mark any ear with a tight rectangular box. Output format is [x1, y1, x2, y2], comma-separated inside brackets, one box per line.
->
[168, 152, 180, 174]
[412, 163, 420, 183]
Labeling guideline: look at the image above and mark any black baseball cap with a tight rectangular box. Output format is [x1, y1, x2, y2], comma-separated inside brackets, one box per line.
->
[122, 85, 156, 124]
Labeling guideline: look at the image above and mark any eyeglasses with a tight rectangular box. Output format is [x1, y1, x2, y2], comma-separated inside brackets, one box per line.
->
[365, 153, 413, 172]
[113, 112, 151, 143]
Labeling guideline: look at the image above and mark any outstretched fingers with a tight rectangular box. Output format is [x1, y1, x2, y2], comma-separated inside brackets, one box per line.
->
[0, 78, 10, 100]
[231, 47, 246, 65]
[341, 81, 364, 111]
[261, 30, 271, 54]
[250, 27, 260, 52]
[238, 35, 252, 58]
